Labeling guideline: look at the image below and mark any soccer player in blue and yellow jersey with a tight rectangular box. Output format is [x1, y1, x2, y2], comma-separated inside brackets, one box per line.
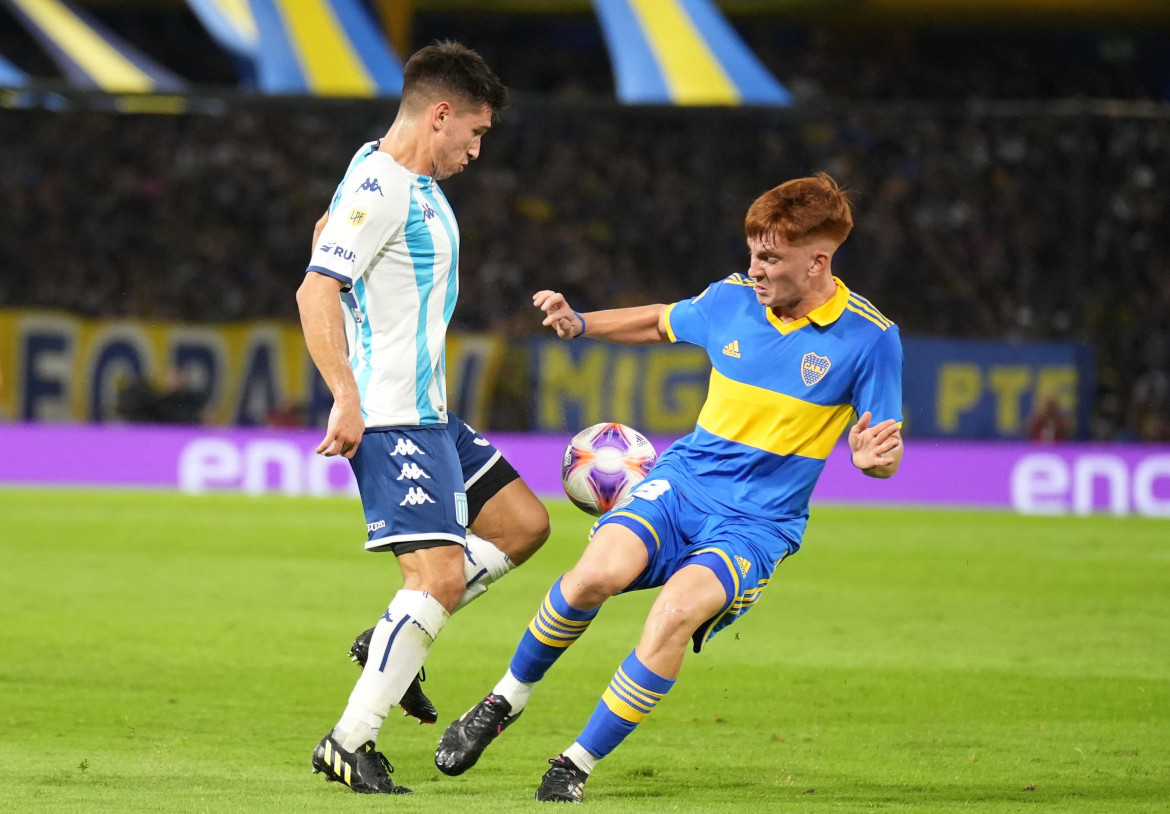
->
[433, 173, 904, 802]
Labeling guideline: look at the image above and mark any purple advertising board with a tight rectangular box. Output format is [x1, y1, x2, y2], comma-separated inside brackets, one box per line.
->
[1, 423, 1168, 517]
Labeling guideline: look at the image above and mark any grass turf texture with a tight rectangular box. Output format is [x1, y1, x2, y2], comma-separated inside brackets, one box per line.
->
[0, 490, 1167, 813]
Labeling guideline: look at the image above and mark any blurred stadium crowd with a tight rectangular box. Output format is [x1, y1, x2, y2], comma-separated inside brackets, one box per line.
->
[1, 23, 1167, 440]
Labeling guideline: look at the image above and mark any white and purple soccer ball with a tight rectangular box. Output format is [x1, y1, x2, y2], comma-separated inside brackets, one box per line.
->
[561, 423, 658, 516]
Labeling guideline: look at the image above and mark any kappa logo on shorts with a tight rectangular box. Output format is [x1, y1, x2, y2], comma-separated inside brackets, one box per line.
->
[399, 487, 436, 506]
[801, 352, 831, 386]
[367, 520, 386, 533]
[390, 439, 426, 456]
[396, 463, 430, 481]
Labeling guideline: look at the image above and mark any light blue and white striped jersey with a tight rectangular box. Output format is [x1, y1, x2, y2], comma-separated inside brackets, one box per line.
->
[307, 141, 460, 427]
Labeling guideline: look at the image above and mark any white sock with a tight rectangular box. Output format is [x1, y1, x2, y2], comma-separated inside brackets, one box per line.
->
[334, 590, 449, 751]
[454, 532, 515, 612]
[492, 668, 535, 715]
[563, 742, 598, 774]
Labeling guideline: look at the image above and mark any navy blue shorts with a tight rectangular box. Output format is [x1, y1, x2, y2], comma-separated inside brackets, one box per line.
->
[349, 424, 468, 553]
[349, 415, 518, 553]
[447, 413, 502, 492]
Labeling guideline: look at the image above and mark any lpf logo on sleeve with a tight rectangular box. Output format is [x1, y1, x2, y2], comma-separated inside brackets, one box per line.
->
[800, 352, 831, 386]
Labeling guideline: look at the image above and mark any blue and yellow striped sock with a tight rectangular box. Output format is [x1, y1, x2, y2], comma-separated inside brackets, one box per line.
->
[508, 576, 598, 683]
[577, 650, 675, 760]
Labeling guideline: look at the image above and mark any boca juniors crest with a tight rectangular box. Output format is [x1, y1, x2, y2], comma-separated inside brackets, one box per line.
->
[801, 352, 831, 386]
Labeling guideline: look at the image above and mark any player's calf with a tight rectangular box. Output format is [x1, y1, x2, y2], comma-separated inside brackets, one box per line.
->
[349, 627, 437, 725]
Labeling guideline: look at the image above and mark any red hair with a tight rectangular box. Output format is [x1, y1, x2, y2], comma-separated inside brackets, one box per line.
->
[744, 172, 853, 247]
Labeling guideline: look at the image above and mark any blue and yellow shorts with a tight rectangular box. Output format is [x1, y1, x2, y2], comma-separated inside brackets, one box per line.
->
[595, 474, 798, 653]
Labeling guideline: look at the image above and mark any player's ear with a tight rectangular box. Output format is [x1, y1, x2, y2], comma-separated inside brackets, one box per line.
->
[808, 248, 830, 276]
[432, 101, 452, 130]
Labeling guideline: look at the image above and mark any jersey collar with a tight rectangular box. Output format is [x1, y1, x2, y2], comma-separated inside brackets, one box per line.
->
[765, 277, 850, 335]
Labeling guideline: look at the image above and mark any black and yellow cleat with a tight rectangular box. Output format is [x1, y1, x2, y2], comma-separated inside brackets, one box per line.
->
[349, 626, 438, 725]
[435, 693, 521, 776]
[535, 755, 587, 803]
[311, 734, 412, 795]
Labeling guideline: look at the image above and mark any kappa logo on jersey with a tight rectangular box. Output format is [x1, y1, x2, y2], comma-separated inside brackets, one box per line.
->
[358, 177, 384, 196]
[399, 487, 436, 506]
[348, 208, 367, 226]
[390, 439, 426, 456]
[722, 340, 741, 359]
[318, 242, 357, 263]
[367, 520, 386, 533]
[801, 352, 831, 386]
[396, 463, 430, 481]
[421, 201, 436, 220]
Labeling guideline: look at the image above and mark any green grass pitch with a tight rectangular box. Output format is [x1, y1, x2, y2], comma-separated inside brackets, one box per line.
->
[0, 489, 1167, 813]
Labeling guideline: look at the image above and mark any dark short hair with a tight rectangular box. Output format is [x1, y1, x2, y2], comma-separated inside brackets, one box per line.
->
[401, 40, 508, 115]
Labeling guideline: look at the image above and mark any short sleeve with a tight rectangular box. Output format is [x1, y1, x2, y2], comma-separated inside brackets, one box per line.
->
[852, 324, 904, 424]
[664, 281, 721, 347]
[306, 168, 406, 292]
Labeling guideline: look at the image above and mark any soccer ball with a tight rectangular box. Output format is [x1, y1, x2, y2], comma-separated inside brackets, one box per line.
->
[560, 423, 658, 516]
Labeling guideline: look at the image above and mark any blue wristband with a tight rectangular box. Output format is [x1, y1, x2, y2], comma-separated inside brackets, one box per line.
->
[572, 310, 586, 338]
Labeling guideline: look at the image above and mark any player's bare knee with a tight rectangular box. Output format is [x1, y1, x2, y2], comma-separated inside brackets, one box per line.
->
[512, 502, 551, 560]
[519, 512, 552, 557]
[412, 571, 464, 613]
[560, 565, 624, 609]
[643, 601, 705, 649]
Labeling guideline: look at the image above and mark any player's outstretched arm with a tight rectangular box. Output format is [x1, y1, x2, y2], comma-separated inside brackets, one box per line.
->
[533, 290, 667, 345]
[848, 411, 903, 478]
[297, 273, 364, 458]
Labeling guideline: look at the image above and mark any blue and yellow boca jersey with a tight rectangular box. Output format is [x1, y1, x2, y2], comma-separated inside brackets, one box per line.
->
[660, 274, 903, 545]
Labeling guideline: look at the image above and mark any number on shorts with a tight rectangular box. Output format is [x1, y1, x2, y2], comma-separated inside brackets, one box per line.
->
[632, 479, 671, 501]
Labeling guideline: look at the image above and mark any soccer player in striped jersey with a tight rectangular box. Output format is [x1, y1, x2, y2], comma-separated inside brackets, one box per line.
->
[297, 42, 549, 795]
[434, 173, 904, 802]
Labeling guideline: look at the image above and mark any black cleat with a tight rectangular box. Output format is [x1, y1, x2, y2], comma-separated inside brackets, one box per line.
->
[434, 693, 521, 776]
[535, 755, 587, 803]
[311, 734, 412, 795]
[349, 626, 438, 725]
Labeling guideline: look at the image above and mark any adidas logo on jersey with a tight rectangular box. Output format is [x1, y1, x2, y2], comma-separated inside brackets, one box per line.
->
[722, 340, 741, 358]
[396, 463, 430, 481]
[390, 439, 426, 456]
[399, 487, 435, 506]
